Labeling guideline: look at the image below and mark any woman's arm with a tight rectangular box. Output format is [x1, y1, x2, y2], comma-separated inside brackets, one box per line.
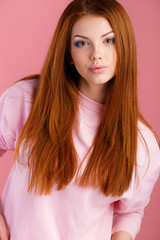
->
[111, 231, 132, 240]
[0, 80, 37, 239]
[112, 126, 160, 239]
[0, 215, 8, 240]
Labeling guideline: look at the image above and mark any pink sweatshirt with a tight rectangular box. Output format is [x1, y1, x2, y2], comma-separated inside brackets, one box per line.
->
[0, 79, 160, 240]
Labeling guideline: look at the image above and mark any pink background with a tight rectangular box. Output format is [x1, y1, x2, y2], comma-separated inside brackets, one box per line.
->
[0, 0, 159, 239]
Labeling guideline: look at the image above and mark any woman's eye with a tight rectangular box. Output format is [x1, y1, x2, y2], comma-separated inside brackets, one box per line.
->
[74, 41, 89, 48]
[104, 37, 115, 44]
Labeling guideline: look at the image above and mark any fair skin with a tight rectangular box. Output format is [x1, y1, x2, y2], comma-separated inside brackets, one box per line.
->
[111, 231, 132, 240]
[71, 15, 132, 240]
[70, 14, 117, 103]
[0, 215, 8, 240]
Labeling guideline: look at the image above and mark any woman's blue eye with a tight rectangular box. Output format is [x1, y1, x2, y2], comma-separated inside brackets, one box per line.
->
[104, 37, 115, 44]
[74, 41, 89, 48]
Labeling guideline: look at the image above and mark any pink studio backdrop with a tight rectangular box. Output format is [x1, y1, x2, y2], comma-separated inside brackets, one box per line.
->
[0, 0, 159, 239]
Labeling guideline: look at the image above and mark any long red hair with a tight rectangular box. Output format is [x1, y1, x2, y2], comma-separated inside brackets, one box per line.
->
[15, 0, 159, 196]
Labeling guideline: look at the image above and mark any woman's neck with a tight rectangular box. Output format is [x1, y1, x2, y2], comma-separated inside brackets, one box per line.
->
[78, 80, 107, 104]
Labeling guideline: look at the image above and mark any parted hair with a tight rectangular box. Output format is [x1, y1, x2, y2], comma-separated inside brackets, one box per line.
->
[15, 0, 157, 196]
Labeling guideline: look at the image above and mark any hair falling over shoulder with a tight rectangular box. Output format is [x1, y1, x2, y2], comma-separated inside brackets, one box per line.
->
[14, 0, 159, 196]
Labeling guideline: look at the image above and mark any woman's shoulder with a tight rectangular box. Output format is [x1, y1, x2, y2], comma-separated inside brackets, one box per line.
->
[0, 78, 39, 150]
[5, 78, 39, 102]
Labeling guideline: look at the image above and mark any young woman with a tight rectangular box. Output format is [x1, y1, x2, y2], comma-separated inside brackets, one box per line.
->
[0, 0, 160, 239]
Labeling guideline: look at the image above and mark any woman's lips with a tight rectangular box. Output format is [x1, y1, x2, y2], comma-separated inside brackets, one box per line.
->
[89, 65, 107, 73]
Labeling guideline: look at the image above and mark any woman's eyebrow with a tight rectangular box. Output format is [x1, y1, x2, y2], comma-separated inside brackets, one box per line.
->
[73, 31, 114, 39]
[101, 31, 114, 37]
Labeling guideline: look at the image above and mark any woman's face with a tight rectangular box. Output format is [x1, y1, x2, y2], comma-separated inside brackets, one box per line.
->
[70, 15, 117, 99]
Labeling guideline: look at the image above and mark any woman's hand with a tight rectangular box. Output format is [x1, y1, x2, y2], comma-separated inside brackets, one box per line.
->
[0, 215, 8, 240]
[111, 231, 132, 240]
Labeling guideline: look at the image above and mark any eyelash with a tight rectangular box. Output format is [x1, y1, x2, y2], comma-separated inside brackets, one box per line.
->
[74, 41, 89, 48]
[103, 37, 115, 44]
[74, 37, 115, 48]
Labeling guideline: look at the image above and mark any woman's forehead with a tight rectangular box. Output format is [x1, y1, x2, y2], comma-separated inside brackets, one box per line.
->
[71, 15, 113, 39]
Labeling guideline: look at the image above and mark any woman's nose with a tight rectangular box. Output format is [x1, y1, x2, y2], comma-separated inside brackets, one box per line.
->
[90, 45, 102, 62]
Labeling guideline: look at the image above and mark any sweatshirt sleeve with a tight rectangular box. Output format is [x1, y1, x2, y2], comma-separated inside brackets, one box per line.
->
[112, 123, 160, 240]
[0, 79, 37, 151]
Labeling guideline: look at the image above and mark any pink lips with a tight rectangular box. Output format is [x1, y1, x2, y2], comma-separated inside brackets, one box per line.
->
[89, 65, 107, 74]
